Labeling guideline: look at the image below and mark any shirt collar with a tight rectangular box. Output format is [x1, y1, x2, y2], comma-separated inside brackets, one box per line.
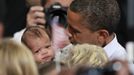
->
[103, 34, 118, 58]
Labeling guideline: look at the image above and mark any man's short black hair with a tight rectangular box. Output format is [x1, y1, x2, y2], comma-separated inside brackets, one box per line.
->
[69, 0, 120, 35]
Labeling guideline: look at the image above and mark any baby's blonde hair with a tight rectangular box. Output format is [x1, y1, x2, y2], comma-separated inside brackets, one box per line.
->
[0, 38, 38, 75]
[64, 44, 108, 68]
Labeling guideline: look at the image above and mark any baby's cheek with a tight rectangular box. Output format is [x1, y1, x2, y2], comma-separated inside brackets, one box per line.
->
[34, 55, 42, 62]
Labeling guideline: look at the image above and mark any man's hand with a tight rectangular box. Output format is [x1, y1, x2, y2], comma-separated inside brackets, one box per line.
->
[27, 6, 46, 27]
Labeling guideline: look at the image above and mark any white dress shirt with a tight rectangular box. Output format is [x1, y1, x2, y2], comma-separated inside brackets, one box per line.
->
[13, 28, 26, 43]
[104, 34, 127, 61]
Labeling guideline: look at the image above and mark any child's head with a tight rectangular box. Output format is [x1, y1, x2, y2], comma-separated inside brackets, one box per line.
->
[0, 38, 39, 75]
[63, 44, 108, 68]
[21, 26, 54, 64]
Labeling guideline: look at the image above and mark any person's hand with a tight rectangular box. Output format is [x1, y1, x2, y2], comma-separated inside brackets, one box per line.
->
[27, 6, 46, 27]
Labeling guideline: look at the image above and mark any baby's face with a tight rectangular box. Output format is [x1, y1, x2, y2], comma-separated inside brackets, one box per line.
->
[26, 36, 54, 64]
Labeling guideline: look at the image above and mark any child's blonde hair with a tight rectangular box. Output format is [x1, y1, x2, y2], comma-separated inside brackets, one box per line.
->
[0, 38, 38, 75]
[64, 44, 108, 68]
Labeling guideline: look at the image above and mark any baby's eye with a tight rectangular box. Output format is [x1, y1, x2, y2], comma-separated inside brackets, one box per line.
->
[45, 45, 51, 48]
[34, 50, 40, 54]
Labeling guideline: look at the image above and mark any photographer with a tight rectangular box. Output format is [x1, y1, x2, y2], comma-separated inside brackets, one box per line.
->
[13, 0, 73, 50]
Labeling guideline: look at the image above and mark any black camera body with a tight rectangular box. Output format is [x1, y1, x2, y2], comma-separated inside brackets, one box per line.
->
[44, 3, 67, 28]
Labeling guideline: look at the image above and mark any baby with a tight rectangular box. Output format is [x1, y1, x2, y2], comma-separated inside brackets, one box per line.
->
[21, 26, 54, 64]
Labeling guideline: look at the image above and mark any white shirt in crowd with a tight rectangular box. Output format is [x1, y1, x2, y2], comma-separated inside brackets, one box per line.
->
[13, 28, 25, 43]
[104, 34, 127, 61]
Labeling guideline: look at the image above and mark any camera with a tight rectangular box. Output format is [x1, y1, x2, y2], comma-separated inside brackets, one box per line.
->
[44, 3, 68, 28]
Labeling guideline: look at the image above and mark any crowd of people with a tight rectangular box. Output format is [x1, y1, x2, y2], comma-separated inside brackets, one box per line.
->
[0, 0, 133, 75]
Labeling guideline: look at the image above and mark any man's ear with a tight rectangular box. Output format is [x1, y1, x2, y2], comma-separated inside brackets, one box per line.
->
[97, 29, 109, 46]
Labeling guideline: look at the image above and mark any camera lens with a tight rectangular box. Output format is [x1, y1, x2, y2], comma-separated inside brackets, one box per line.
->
[45, 3, 67, 28]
